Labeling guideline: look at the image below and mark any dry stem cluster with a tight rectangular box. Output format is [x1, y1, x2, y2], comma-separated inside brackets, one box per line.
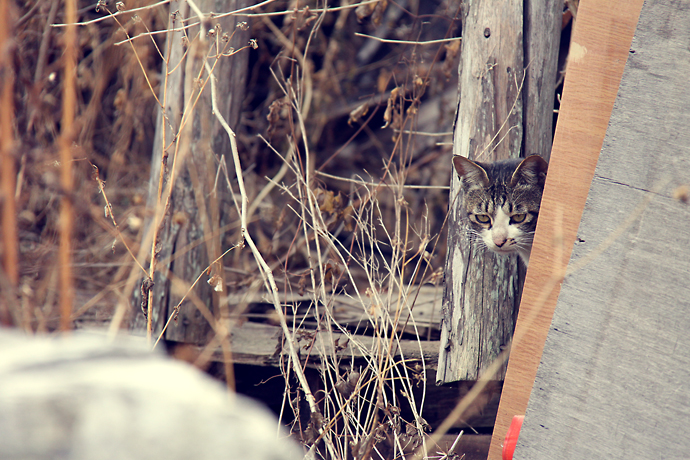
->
[0, 1, 469, 459]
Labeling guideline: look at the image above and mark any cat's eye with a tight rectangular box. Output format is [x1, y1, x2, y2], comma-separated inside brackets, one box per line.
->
[475, 214, 491, 224]
[511, 213, 527, 224]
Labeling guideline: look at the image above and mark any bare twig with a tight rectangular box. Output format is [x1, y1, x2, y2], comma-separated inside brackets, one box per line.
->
[241, 0, 379, 17]
[91, 163, 148, 276]
[203, 57, 321, 417]
[316, 171, 451, 190]
[0, 0, 18, 326]
[152, 244, 239, 350]
[33, 1, 59, 84]
[113, 0, 277, 45]
[111, 0, 377, 46]
[104, 8, 164, 110]
[355, 32, 461, 45]
[52, 0, 173, 27]
[58, 0, 77, 331]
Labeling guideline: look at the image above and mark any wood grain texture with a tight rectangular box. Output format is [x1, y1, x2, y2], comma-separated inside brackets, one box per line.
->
[515, 0, 690, 458]
[439, 0, 524, 383]
[202, 321, 441, 368]
[487, 0, 645, 457]
[441, 0, 562, 383]
[131, 1, 249, 343]
[223, 284, 444, 333]
[522, 0, 563, 162]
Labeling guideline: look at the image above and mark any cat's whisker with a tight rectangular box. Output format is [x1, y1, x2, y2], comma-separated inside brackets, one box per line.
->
[464, 229, 484, 241]
[474, 240, 488, 250]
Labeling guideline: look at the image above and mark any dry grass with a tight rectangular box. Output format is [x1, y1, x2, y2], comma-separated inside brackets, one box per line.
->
[1, 0, 165, 331]
[0, 1, 481, 459]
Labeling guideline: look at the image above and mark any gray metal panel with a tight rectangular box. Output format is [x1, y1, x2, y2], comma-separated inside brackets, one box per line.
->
[515, 0, 690, 458]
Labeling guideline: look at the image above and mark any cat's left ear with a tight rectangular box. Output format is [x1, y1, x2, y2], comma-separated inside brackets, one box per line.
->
[510, 155, 548, 187]
[453, 156, 490, 188]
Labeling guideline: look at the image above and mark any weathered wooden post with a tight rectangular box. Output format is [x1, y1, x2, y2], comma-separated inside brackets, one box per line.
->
[131, 1, 249, 343]
[438, 0, 562, 383]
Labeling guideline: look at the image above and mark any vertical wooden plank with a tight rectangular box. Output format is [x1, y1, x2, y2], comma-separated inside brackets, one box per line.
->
[522, 0, 563, 163]
[131, 1, 249, 343]
[487, 0, 644, 457]
[515, 1, 690, 457]
[439, 0, 524, 383]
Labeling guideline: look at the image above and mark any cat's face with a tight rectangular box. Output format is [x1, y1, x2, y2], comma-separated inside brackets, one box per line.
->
[453, 155, 548, 265]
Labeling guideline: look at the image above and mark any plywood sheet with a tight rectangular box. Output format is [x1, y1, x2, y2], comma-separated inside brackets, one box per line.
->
[487, 0, 645, 457]
[514, 0, 690, 458]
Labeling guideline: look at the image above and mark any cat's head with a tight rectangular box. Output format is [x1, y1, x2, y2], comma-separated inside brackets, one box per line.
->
[452, 155, 548, 264]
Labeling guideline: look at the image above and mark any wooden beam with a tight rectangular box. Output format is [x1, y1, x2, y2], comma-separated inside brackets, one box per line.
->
[222, 284, 444, 333]
[487, 0, 644, 457]
[197, 321, 441, 369]
[523, 0, 563, 163]
[439, 0, 525, 384]
[131, 0, 251, 344]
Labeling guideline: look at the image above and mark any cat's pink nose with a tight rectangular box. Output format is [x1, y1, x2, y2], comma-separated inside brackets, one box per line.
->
[494, 238, 507, 248]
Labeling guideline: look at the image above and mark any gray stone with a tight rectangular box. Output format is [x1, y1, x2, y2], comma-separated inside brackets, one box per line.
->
[0, 331, 302, 460]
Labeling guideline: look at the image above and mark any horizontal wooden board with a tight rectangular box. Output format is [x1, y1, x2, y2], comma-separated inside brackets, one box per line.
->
[195, 320, 441, 369]
[224, 284, 444, 333]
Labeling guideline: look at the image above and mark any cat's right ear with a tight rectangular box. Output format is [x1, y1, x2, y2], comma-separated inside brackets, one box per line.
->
[453, 156, 490, 188]
[510, 155, 548, 187]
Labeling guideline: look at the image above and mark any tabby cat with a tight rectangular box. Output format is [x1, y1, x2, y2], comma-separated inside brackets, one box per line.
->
[452, 155, 548, 266]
